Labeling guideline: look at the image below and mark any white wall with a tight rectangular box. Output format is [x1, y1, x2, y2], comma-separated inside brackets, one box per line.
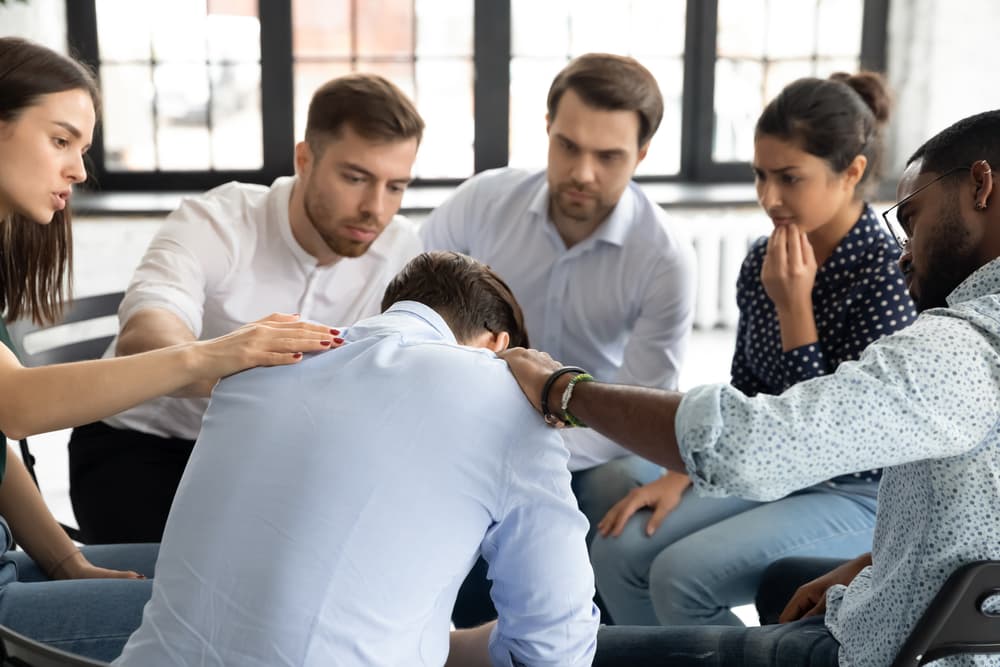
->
[886, 0, 1000, 174]
[0, 0, 66, 51]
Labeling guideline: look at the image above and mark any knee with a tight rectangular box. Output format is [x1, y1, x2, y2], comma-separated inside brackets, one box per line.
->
[647, 544, 715, 623]
[590, 519, 651, 582]
[572, 458, 662, 526]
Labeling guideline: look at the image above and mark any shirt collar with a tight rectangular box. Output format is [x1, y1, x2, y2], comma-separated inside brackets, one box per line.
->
[527, 176, 635, 249]
[819, 204, 890, 274]
[947, 256, 1000, 306]
[272, 176, 319, 268]
[379, 301, 459, 345]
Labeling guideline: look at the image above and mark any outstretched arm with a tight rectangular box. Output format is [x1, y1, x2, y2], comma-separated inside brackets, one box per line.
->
[116, 307, 213, 397]
[499, 347, 686, 472]
[0, 316, 335, 440]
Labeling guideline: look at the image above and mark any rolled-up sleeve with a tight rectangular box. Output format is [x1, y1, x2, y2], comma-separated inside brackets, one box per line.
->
[119, 191, 243, 337]
[676, 312, 1000, 501]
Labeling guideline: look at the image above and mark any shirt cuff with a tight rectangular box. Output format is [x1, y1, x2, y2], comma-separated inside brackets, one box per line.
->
[675, 384, 731, 497]
[780, 343, 829, 390]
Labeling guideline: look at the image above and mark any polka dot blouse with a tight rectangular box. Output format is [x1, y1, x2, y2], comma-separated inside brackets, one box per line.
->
[730, 205, 916, 485]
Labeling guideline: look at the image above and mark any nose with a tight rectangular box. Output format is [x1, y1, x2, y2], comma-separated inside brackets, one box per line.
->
[898, 244, 913, 273]
[360, 186, 385, 220]
[65, 152, 87, 184]
[758, 180, 781, 212]
[569, 153, 596, 185]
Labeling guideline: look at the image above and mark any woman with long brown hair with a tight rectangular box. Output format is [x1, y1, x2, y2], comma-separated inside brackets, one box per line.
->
[0, 36, 335, 660]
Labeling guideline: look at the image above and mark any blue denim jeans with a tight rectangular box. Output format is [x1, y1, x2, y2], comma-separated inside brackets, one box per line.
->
[594, 616, 840, 666]
[0, 543, 158, 662]
[571, 455, 665, 545]
[590, 479, 877, 625]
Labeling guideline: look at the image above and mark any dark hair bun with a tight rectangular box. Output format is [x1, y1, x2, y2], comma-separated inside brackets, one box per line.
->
[829, 71, 891, 125]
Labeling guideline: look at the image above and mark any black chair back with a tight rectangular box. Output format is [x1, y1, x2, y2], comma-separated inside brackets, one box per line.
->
[0, 623, 109, 666]
[7, 292, 122, 367]
[893, 560, 1000, 666]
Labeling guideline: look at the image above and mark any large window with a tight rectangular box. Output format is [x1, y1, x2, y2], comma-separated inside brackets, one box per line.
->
[290, 0, 474, 178]
[713, 0, 866, 163]
[66, 0, 887, 191]
[94, 0, 263, 173]
[508, 0, 686, 176]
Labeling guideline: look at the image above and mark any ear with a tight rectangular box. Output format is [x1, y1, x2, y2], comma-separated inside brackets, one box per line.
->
[636, 141, 650, 167]
[842, 154, 868, 192]
[972, 159, 993, 212]
[545, 112, 551, 135]
[294, 141, 313, 177]
[488, 331, 511, 353]
[462, 329, 510, 352]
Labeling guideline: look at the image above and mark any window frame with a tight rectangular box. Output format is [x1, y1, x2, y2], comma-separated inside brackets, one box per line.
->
[66, 0, 889, 192]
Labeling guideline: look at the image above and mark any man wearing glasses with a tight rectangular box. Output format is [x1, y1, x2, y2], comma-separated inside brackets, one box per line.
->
[501, 109, 1000, 666]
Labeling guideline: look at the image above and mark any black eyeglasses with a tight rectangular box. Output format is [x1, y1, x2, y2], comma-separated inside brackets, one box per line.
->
[881, 166, 970, 249]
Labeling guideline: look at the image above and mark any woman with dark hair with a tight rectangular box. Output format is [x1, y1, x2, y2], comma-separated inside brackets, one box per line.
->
[590, 72, 915, 627]
[0, 37, 335, 660]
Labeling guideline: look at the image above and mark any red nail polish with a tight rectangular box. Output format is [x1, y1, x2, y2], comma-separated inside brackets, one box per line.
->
[293, 352, 303, 359]
[333, 337, 344, 344]
[320, 340, 331, 346]
[330, 329, 339, 335]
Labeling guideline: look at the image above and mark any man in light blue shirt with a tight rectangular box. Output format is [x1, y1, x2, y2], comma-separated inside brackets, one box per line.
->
[421, 54, 696, 507]
[116, 252, 599, 667]
[501, 111, 1000, 666]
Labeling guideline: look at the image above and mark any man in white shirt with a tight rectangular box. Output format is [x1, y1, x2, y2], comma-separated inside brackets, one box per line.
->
[68, 74, 425, 544]
[115, 251, 599, 667]
[421, 53, 696, 624]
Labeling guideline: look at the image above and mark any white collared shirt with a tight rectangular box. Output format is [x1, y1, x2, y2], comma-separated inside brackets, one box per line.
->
[103, 176, 423, 439]
[421, 168, 696, 469]
[116, 302, 599, 667]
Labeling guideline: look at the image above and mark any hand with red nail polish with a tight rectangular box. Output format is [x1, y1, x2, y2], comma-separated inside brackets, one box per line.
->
[193, 312, 338, 380]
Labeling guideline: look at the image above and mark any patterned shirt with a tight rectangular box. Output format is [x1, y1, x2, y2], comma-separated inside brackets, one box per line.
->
[677, 255, 1000, 666]
[731, 205, 916, 485]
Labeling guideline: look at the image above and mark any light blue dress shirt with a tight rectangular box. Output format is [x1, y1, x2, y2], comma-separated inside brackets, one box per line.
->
[420, 168, 697, 469]
[116, 302, 598, 667]
[676, 257, 1000, 666]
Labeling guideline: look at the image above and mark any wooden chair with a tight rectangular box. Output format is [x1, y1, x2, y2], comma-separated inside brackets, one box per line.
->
[0, 623, 108, 666]
[5, 292, 124, 543]
[893, 560, 1000, 665]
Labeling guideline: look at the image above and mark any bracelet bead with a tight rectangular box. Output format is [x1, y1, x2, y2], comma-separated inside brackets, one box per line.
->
[560, 373, 594, 428]
[540, 366, 587, 426]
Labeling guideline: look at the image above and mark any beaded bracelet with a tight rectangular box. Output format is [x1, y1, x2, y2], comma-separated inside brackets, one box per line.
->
[560, 373, 594, 427]
[540, 366, 586, 426]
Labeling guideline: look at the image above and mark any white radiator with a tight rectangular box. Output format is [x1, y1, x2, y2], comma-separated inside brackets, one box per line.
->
[678, 210, 772, 330]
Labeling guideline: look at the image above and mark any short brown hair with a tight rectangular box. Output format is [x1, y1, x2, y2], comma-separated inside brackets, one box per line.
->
[547, 53, 664, 148]
[305, 73, 424, 154]
[381, 251, 529, 348]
